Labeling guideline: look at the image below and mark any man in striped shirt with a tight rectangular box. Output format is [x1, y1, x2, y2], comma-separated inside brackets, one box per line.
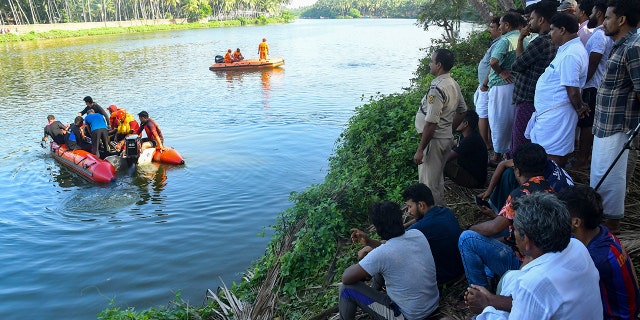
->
[559, 185, 640, 320]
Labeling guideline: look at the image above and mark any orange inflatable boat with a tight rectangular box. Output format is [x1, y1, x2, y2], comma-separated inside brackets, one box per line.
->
[209, 57, 285, 71]
[152, 147, 185, 165]
[50, 142, 117, 184]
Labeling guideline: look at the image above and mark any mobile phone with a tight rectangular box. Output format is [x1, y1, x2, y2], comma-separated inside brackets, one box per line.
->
[474, 195, 491, 208]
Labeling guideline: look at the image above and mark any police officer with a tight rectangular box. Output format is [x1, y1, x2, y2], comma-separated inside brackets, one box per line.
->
[413, 48, 468, 206]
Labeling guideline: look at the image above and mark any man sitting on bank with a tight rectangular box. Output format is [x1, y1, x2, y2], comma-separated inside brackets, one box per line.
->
[465, 192, 602, 319]
[458, 143, 553, 289]
[476, 144, 573, 216]
[558, 185, 640, 319]
[444, 110, 488, 188]
[340, 201, 439, 320]
[403, 183, 464, 286]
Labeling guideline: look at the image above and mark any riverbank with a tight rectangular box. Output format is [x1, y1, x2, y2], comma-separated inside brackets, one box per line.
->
[0, 19, 188, 34]
[0, 14, 293, 42]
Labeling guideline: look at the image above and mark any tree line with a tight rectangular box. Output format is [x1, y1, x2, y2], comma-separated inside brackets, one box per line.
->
[0, 0, 290, 25]
[299, 0, 430, 19]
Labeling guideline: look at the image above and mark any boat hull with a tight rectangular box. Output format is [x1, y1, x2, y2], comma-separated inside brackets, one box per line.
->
[50, 142, 116, 184]
[209, 57, 284, 71]
[152, 147, 185, 165]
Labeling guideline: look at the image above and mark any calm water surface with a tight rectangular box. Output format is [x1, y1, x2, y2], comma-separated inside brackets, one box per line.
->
[0, 19, 478, 318]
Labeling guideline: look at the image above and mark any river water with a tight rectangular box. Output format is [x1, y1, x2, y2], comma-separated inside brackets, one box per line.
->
[0, 19, 478, 318]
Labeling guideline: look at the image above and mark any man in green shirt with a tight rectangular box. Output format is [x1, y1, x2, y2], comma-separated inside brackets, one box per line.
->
[487, 12, 526, 165]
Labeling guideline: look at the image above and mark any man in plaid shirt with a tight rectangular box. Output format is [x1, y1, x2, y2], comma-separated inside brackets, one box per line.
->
[509, 1, 557, 158]
[590, 0, 640, 234]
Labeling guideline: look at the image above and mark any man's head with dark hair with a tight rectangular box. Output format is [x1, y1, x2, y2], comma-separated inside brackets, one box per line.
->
[501, 12, 525, 32]
[550, 12, 580, 33]
[577, 0, 595, 22]
[533, 1, 559, 23]
[557, 185, 604, 230]
[83, 96, 93, 104]
[524, 1, 538, 15]
[489, 16, 502, 39]
[74, 116, 84, 126]
[512, 143, 547, 178]
[402, 183, 435, 207]
[47, 115, 55, 121]
[433, 48, 454, 72]
[588, 0, 608, 27]
[603, 0, 639, 38]
[460, 110, 479, 131]
[369, 201, 405, 241]
[530, 1, 558, 32]
[512, 192, 572, 254]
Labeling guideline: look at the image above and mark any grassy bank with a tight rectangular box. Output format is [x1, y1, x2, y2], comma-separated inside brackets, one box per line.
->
[0, 14, 293, 42]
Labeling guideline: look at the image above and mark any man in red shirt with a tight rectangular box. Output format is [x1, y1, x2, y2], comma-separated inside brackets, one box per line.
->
[136, 111, 165, 151]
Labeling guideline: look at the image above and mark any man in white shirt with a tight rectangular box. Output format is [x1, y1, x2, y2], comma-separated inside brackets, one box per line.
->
[528, 12, 589, 167]
[573, 0, 614, 168]
[465, 192, 602, 320]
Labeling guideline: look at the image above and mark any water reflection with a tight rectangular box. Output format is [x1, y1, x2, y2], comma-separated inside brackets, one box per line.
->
[132, 162, 168, 206]
[214, 68, 285, 108]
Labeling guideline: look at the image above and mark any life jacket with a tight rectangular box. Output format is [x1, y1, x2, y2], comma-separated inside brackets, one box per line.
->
[117, 113, 138, 135]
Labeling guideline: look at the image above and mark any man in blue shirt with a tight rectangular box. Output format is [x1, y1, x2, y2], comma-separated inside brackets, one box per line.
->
[84, 109, 109, 158]
[403, 183, 464, 286]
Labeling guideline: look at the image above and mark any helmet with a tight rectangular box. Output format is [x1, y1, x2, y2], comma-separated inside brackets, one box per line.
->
[107, 105, 118, 113]
[115, 110, 126, 121]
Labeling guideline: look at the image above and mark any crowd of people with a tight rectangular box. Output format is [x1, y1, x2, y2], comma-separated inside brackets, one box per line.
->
[42, 96, 165, 159]
[340, 0, 640, 319]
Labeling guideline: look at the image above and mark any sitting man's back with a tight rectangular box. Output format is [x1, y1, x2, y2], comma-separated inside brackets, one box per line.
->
[340, 201, 439, 320]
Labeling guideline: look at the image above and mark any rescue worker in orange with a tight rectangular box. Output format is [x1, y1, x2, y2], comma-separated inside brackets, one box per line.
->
[107, 105, 120, 129]
[115, 109, 140, 142]
[232, 48, 244, 61]
[258, 38, 269, 60]
[107, 104, 121, 143]
[224, 49, 233, 63]
[111, 109, 140, 150]
[136, 111, 165, 151]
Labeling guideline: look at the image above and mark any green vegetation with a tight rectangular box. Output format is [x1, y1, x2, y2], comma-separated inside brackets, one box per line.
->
[1, 0, 290, 25]
[0, 14, 292, 42]
[300, 0, 429, 19]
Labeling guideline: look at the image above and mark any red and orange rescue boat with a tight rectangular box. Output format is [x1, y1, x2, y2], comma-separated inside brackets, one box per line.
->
[209, 57, 285, 71]
[50, 141, 116, 184]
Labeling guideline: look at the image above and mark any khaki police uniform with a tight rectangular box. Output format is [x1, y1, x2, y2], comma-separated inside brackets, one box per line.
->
[415, 73, 467, 205]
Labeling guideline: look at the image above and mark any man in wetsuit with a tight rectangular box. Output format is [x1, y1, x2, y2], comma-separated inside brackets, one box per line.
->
[78, 96, 110, 130]
[42, 114, 68, 145]
[136, 111, 165, 151]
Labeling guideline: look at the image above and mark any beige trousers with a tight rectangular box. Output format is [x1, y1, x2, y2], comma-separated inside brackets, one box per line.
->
[418, 137, 453, 206]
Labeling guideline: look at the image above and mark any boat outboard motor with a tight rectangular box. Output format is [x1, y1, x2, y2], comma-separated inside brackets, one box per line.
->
[123, 135, 140, 166]
[215, 55, 224, 63]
